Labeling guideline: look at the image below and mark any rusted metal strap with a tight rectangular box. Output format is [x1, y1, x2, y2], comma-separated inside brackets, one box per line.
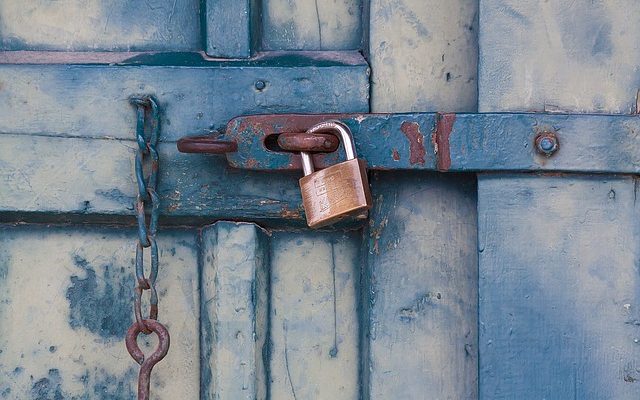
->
[208, 112, 640, 174]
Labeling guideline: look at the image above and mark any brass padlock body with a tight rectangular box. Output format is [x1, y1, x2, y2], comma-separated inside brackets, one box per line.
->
[299, 158, 372, 228]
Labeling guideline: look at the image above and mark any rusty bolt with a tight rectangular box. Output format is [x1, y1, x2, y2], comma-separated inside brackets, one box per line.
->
[535, 132, 559, 156]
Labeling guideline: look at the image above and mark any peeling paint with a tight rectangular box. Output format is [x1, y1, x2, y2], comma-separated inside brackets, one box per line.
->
[433, 113, 456, 171]
[400, 121, 426, 165]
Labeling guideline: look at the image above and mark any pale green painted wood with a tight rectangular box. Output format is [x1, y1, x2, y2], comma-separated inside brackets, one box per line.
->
[0, 135, 308, 222]
[369, 0, 478, 112]
[269, 231, 361, 399]
[0, 0, 201, 51]
[200, 222, 269, 399]
[366, 1, 479, 398]
[262, 0, 362, 50]
[478, 175, 640, 398]
[479, 0, 640, 113]
[0, 226, 199, 398]
[363, 172, 478, 399]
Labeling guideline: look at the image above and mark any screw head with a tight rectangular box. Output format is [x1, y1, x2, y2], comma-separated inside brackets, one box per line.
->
[254, 80, 266, 91]
[535, 132, 559, 156]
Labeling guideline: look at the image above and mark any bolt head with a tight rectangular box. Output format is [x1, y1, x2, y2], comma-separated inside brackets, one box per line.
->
[535, 132, 559, 156]
[254, 80, 266, 91]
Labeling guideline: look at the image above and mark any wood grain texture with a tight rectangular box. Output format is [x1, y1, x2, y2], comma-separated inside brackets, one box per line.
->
[363, 172, 478, 399]
[205, 0, 257, 57]
[478, 175, 640, 399]
[200, 222, 269, 399]
[0, 55, 369, 141]
[269, 231, 361, 399]
[0, 225, 199, 399]
[479, 0, 640, 113]
[0, 0, 201, 51]
[369, 0, 478, 113]
[262, 0, 362, 51]
[0, 135, 306, 222]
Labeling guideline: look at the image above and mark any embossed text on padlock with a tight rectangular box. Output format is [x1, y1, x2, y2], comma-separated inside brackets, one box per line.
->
[299, 121, 373, 228]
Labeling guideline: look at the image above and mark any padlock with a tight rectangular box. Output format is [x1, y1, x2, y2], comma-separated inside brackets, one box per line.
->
[299, 121, 373, 228]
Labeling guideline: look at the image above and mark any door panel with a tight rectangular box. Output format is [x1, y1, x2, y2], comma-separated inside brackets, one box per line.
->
[262, 0, 362, 51]
[269, 230, 361, 399]
[478, 175, 640, 399]
[364, 172, 478, 399]
[0, 226, 199, 398]
[200, 223, 269, 399]
[0, 0, 201, 51]
[478, 1, 640, 398]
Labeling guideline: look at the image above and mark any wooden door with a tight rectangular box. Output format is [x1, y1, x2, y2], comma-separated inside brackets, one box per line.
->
[1, 1, 637, 399]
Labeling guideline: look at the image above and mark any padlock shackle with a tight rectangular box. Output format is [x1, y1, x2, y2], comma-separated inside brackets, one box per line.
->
[300, 120, 355, 176]
[306, 121, 356, 160]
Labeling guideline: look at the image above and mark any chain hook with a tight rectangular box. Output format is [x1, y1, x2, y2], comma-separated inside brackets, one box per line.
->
[126, 320, 171, 400]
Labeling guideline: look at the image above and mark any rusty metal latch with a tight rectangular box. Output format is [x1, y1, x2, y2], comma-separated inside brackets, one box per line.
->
[176, 112, 640, 175]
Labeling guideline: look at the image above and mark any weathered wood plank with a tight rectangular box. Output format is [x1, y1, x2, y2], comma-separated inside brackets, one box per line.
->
[0, 134, 306, 222]
[363, 172, 478, 399]
[268, 231, 361, 399]
[204, 0, 257, 58]
[262, 0, 362, 51]
[200, 222, 269, 399]
[0, 225, 199, 399]
[369, 0, 478, 112]
[479, 0, 640, 113]
[0, 52, 369, 141]
[478, 175, 640, 399]
[0, 0, 201, 51]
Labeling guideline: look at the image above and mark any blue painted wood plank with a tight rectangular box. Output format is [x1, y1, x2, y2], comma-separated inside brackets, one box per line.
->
[205, 0, 257, 58]
[478, 175, 640, 399]
[0, 51, 369, 141]
[225, 112, 640, 174]
[363, 172, 478, 399]
[0, 0, 201, 52]
[262, 0, 362, 51]
[0, 135, 308, 222]
[200, 222, 269, 399]
[268, 230, 361, 399]
[0, 225, 199, 399]
[479, 0, 640, 113]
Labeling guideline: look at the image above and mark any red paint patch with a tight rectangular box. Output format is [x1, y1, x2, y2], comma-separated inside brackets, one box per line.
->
[400, 122, 426, 165]
[392, 148, 400, 161]
[434, 113, 455, 171]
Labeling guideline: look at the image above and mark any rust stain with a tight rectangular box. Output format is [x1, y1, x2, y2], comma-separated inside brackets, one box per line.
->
[392, 148, 400, 161]
[400, 122, 426, 165]
[280, 206, 303, 219]
[433, 113, 456, 171]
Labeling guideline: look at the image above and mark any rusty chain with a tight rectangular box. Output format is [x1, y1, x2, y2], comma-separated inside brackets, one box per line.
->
[126, 95, 170, 400]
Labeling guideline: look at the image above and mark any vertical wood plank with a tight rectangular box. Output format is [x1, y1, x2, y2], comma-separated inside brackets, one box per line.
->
[200, 222, 269, 399]
[363, 172, 478, 399]
[262, 0, 362, 50]
[478, 175, 640, 399]
[479, 0, 640, 113]
[205, 0, 257, 58]
[369, 0, 478, 112]
[268, 231, 361, 399]
[0, 226, 199, 399]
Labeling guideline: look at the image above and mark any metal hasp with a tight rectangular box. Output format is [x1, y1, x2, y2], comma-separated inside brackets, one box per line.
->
[208, 112, 640, 174]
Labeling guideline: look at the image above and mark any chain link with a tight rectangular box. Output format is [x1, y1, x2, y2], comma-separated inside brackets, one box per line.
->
[126, 95, 170, 400]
